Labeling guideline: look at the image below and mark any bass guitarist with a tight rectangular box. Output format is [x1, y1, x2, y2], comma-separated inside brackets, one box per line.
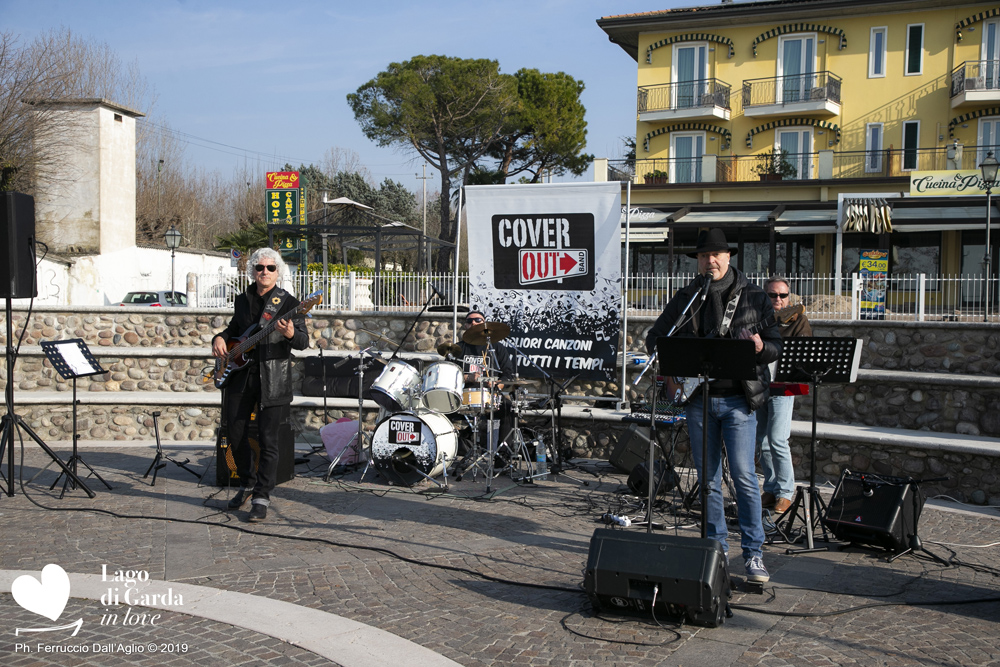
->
[644, 228, 781, 584]
[211, 248, 309, 522]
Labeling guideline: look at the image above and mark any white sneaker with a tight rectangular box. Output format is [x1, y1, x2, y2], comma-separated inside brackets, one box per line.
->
[745, 556, 769, 583]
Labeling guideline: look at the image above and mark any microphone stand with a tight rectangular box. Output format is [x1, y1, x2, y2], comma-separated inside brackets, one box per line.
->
[632, 273, 709, 389]
[390, 287, 438, 362]
[504, 339, 588, 486]
[633, 273, 708, 532]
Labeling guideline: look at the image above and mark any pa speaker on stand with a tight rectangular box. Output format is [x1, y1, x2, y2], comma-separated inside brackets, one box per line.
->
[1, 192, 38, 299]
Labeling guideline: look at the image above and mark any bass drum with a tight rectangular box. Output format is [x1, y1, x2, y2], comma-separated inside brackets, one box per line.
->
[369, 360, 420, 412]
[370, 411, 457, 486]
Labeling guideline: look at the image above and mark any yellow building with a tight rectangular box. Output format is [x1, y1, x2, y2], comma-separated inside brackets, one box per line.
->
[598, 0, 1000, 312]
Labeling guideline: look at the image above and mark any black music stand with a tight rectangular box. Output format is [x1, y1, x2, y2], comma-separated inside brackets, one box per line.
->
[39, 339, 109, 497]
[655, 337, 757, 538]
[772, 337, 862, 553]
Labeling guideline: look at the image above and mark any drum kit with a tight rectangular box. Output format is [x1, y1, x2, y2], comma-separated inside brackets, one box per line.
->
[350, 321, 547, 489]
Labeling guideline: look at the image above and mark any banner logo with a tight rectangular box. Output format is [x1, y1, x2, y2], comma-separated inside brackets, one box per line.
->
[492, 214, 595, 290]
[518, 249, 588, 285]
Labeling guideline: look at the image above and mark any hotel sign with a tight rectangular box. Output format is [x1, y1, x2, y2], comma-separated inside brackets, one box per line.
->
[909, 170, 989, 196]
[266, 171, 303, 252]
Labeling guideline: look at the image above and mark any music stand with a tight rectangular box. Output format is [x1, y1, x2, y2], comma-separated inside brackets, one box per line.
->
[656, 337, 757, 538]
[39, 339, 109, 497]
[772, 337, 862, 554]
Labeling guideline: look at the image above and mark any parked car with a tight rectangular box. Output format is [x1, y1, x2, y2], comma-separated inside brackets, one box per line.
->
[118, 291, 187, 307]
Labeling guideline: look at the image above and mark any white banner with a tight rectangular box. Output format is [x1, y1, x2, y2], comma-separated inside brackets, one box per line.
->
[465, 182, 621, 381]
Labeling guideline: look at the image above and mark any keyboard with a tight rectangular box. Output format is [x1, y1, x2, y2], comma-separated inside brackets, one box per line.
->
[623, 403, 685, 426]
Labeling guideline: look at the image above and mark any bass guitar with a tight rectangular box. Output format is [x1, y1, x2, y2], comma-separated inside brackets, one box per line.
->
[662, 314, 775, 405]
[212, 290, 323, 389]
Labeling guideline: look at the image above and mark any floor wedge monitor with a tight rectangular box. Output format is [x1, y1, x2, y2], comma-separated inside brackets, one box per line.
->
[584, 528, 731, 627]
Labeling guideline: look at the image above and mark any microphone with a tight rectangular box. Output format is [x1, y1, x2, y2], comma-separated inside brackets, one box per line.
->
[697, 271, 712, 302]
[429, 283, 444, 299]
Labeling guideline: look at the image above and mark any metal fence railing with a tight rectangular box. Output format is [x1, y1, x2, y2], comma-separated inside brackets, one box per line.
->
[192, 271, 999, 322]
[192, 272, 469, 312]
[625, 272, 999, 322]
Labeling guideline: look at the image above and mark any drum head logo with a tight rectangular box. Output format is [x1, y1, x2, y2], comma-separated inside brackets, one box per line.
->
[389, 418, 420, 445]
[491, 214, 594, 290]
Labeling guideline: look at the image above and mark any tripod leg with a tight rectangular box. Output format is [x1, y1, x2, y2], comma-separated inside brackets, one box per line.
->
[14, 416, 94, 498]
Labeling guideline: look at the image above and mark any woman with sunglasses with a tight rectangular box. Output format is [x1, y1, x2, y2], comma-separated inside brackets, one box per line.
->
[211, 248, 309, 522]
[756, 276, 812, 516]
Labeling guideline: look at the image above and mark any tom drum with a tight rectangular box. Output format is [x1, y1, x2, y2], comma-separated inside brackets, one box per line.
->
[369, 360, 420, 412]
[420, 362, 464, 413]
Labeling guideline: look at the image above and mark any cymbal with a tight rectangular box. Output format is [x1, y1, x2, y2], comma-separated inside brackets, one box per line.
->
[437, 343, 463, 358]
[462, 321, 511, 346]
[502, 378, 535, 386]
[361, 328, 398, 346]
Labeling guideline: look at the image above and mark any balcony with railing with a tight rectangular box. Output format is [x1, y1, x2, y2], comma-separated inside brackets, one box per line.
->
[637, 78, 732, 122]
[742, 71, 842, 117]
[951, 60, 1000, 107]
[189, 270, 1000, 323]
[603, 146, 982, 184]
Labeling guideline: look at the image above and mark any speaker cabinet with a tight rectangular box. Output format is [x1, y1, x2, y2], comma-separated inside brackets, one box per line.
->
[0, 192, 37, 299]
[627, 460, 679, 497]
[610, 423, 661, 474]
[216, 407, 295, 487]
[584, 528, 731, 627]
[301, 356, 385, 398]
[822, 470, 924, 553]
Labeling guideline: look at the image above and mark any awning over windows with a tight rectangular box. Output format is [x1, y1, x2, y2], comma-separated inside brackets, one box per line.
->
[842, 198, 893, 233]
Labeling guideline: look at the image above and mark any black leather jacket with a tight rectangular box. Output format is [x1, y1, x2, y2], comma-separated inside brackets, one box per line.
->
[644, 267, 782, 412]
[214, 285, 309, 407]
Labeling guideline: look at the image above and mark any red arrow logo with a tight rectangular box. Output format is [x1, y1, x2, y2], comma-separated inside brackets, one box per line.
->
[559, 253, 577, 273]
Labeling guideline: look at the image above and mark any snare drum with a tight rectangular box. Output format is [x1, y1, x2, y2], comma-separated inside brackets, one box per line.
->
[420, 362, 464, 414]
[461, 387, 499, 413]
[370, 411, 458, 486]
[369, 360, 420, 412]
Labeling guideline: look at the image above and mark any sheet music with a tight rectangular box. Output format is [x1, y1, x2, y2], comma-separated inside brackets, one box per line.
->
[55, 342, 100, 376]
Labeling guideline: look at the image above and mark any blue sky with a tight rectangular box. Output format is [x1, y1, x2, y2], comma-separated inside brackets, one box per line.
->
[2, 0, 688, 190]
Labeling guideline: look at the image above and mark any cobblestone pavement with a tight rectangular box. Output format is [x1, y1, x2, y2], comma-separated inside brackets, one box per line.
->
[0, 444, 998, 666]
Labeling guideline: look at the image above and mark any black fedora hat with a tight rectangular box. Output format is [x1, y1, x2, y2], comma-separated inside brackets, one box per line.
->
[686, 228, 739, 258]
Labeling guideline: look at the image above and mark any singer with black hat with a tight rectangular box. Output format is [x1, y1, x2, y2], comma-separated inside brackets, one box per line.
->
[644, 228, 782, 583]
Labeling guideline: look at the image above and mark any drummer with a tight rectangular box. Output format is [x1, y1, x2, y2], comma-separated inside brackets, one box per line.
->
[458, 309, 516, 448]
[460, 310, 516, 384]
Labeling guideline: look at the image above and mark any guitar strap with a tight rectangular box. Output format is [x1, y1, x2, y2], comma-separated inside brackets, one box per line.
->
[716, 286, 743, 338]
[258, 287, 289, 329]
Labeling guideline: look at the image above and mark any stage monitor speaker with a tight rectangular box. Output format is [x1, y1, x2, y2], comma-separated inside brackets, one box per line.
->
[584, 528, 730, 627]
[610, 423, 661, 474]
[216, 407, 295, 487]
[821, 469, 924, 553]
[627, 460, 679, 497]
[0, 192, 37, 299]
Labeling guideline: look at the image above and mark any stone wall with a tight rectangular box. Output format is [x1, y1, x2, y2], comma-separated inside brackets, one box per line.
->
[2, 307, 999, 504]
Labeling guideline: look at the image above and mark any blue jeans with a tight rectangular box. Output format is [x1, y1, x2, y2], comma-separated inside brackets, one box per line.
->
[757, 394, 796, 500]
[685, 394, 765, 561]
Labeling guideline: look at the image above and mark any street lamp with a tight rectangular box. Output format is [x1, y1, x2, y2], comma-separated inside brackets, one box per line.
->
[979, 151, 999, 321]
[164, 225, 182, 298]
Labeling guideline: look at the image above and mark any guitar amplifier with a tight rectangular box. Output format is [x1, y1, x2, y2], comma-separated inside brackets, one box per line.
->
[584, 528, 730, 627]
[822, 470, 923, 554]
[216, 406, 295, 487]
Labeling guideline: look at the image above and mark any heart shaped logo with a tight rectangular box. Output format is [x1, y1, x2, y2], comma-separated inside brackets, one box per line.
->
[12, 564, 70, 622]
